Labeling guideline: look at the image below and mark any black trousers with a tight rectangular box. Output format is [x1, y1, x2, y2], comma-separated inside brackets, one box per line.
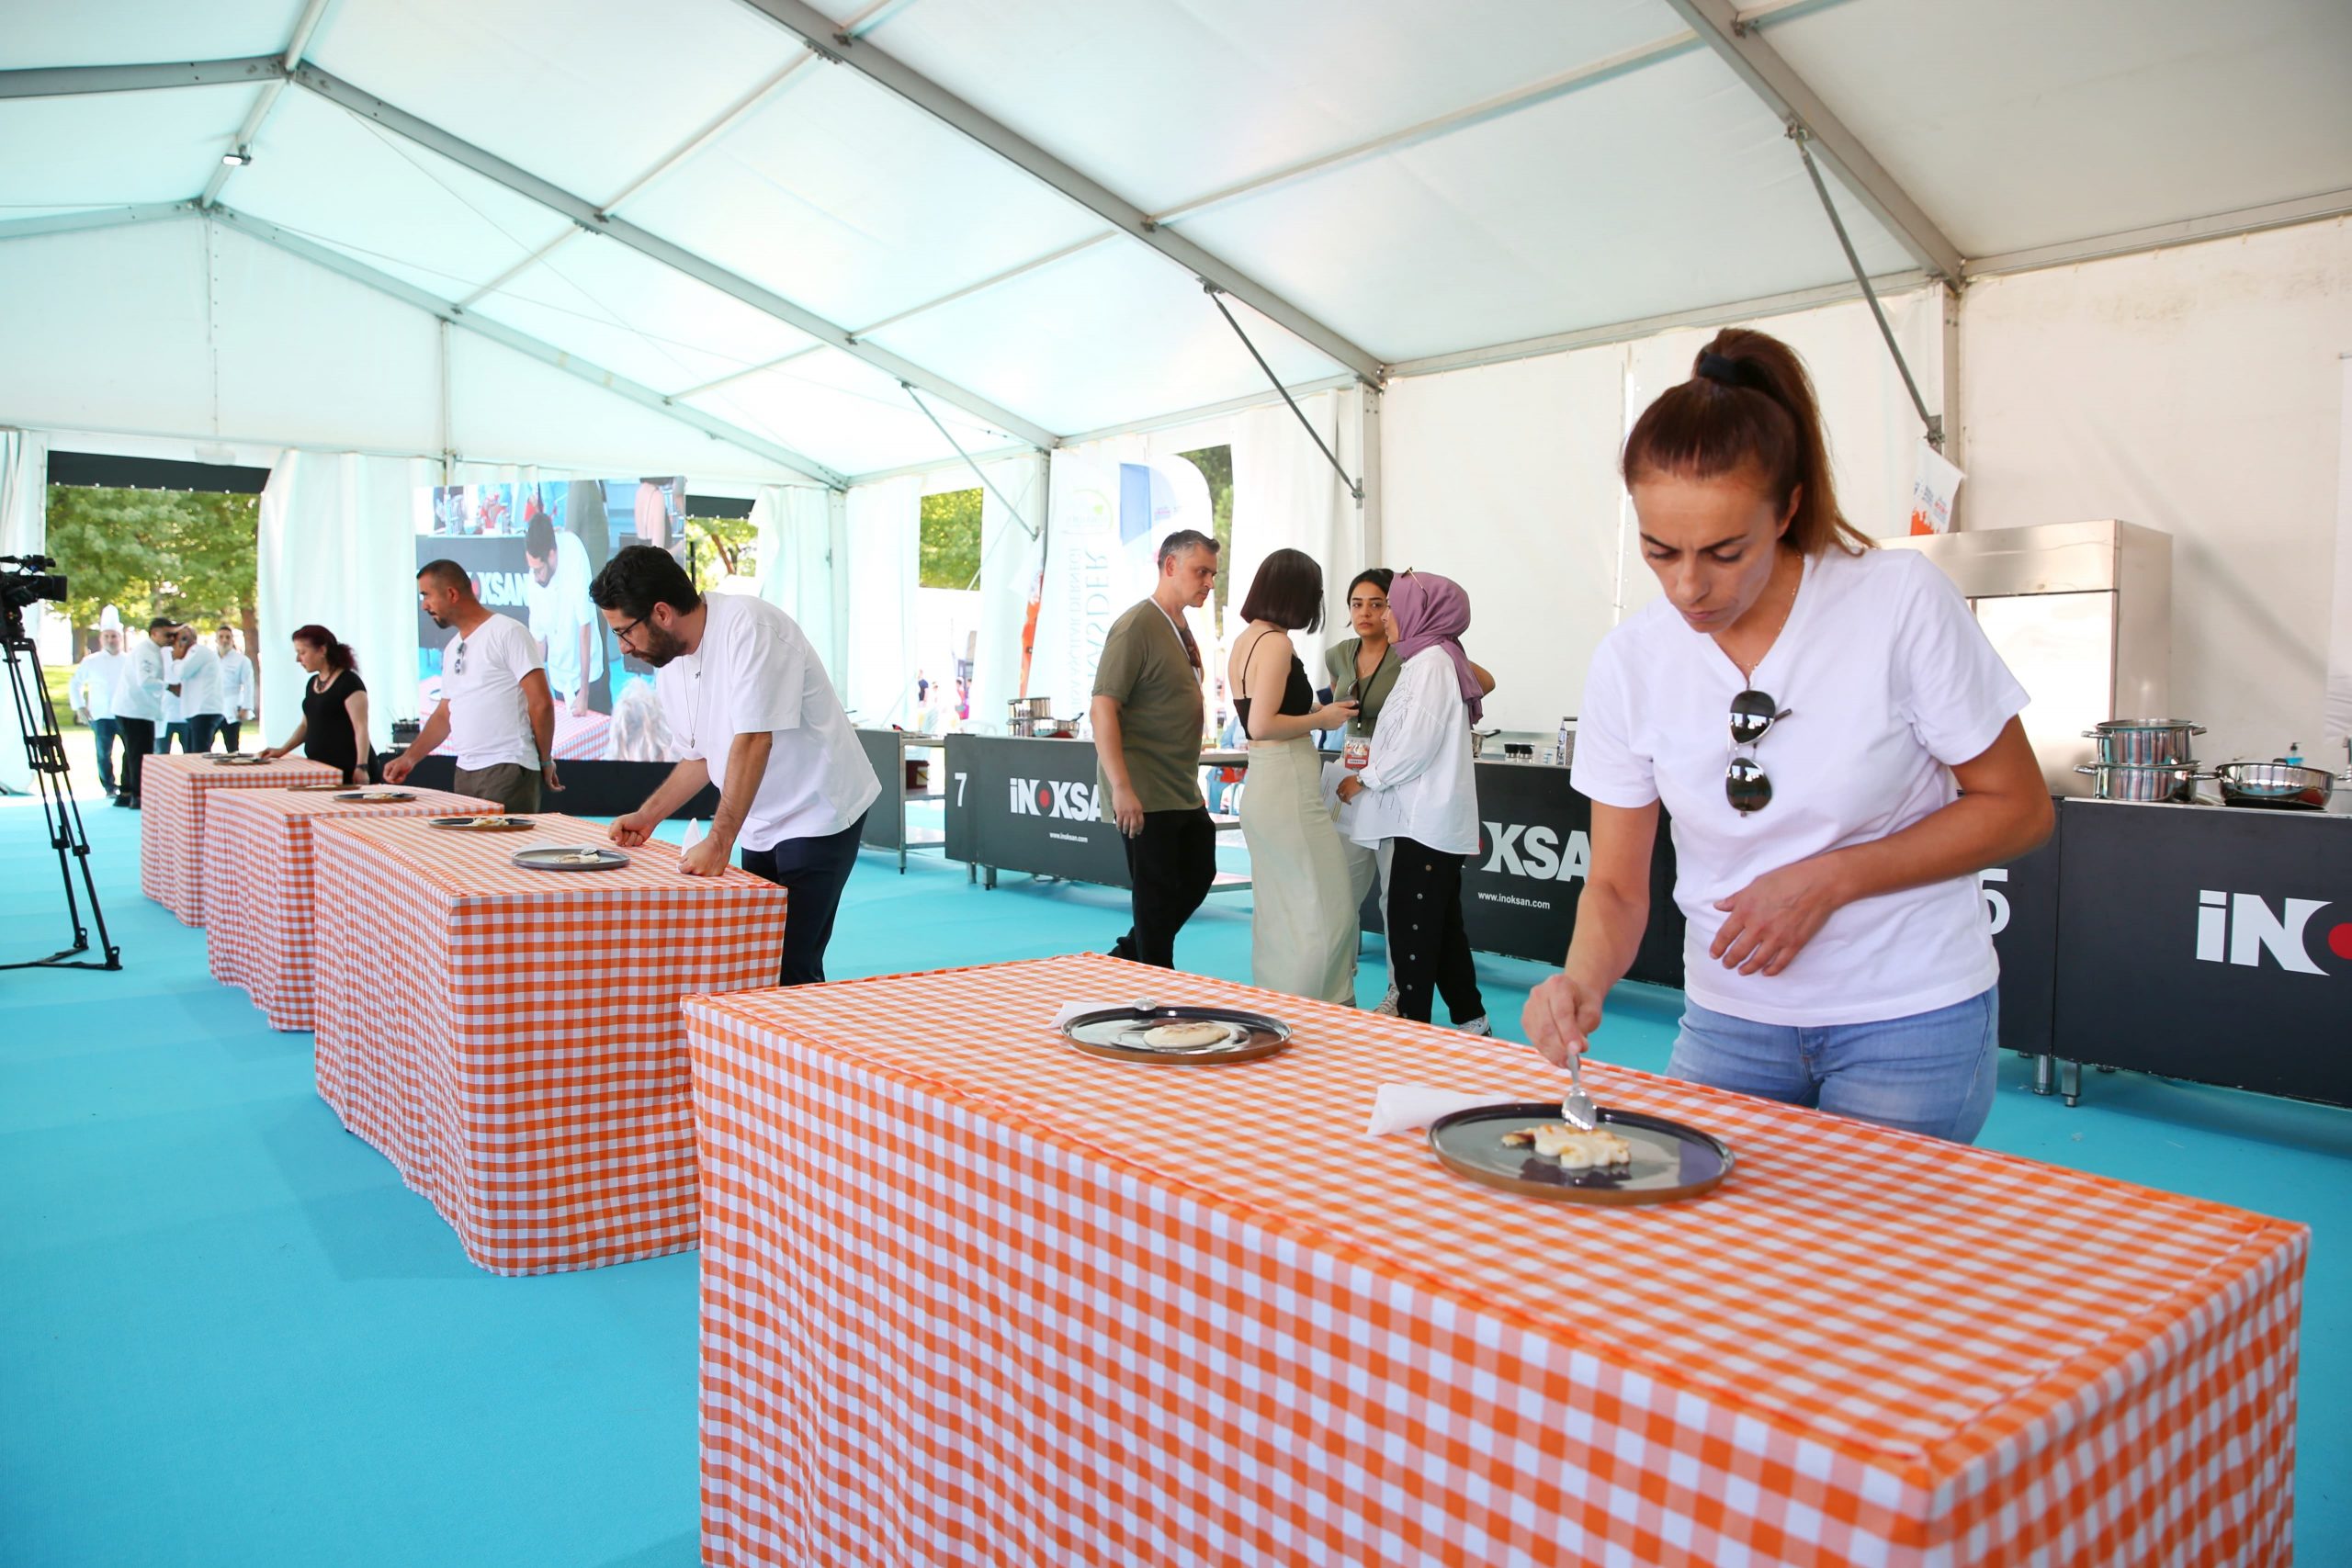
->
[1112, 806, 1217, 969]
[184, 713, 220, 753]
[219, 720, 242, 752]
[116, 718, 155, 800]
[739, 812, 866, 987]
[1384, 837, 1485, 1025]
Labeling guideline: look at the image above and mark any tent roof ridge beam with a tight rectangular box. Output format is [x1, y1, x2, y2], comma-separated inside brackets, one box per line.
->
[287, 62, 1061, 452]
[0, 56, 288, 97]
[1655, 0, 1962, 284]
[0, 202, 200, 242]
[728, 0, 1385, 385]
[205, 205, 852, 490]
[202, 0, 339, 208]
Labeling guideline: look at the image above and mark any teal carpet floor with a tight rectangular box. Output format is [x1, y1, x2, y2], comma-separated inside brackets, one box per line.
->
[3, 795, 2346, 1565]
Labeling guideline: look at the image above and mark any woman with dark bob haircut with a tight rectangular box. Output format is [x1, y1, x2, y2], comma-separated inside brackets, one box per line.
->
[1227, 547, 1359, 1003]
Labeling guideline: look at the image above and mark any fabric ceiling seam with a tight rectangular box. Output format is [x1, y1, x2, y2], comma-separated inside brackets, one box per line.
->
[199, 0, 338, 209]
[1385, 272, 1931, 379]
[1962, 190, 2352, 279]
[725, 0, 1386, 386]
[203, 205, 852, 489]
[1655, 0, 1963, 285]
[285, 62, 1064, 452]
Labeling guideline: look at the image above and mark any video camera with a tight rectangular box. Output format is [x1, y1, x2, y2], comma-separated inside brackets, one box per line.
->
[1, 553, 68, 615]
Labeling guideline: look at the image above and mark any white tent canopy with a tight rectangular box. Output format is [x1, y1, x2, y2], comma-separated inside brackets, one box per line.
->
[4, 0, 2345, 481]
[3, 0, 2349, 772]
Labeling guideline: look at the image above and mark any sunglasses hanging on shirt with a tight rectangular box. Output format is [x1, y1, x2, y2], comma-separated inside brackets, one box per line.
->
[1726, 688, 1792, 815]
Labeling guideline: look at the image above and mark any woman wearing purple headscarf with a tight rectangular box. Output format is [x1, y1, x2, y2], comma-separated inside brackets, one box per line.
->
[1334, 570, 1487, 1031]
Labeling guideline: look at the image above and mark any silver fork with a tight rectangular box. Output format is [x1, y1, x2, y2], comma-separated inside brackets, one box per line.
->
[1561, 1050, 1599, 1132]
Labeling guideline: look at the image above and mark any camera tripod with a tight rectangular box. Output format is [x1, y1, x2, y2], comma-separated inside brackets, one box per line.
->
[3, 608, 119, 971]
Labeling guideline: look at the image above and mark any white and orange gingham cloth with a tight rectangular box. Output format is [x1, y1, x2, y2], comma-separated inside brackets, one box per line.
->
[137, 752, 341, 924]
[201, 785, 502, 1030]
[310, 812, 788, 1275]
[684, 953, 2305, 1568]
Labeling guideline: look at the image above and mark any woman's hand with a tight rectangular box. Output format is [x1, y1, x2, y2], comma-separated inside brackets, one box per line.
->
[1334, 773, 1364, 804]
[1523, 973, 1601, 1066]
[257, 745, 287, 761]
[1710, 856, 1849, 976]
[1311, 698, 1358, 730]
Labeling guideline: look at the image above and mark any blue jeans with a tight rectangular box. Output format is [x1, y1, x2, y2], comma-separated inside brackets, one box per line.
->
[1668, 987, 2000, 1144]
[90, 716, 122, 793]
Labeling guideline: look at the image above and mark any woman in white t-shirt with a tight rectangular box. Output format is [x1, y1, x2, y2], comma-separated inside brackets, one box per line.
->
[1522, 328, 2052, 1143]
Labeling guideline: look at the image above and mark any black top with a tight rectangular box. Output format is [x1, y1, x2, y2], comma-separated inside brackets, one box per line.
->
[301, 668, 371, 782]
[1234, 629, 1314, 730]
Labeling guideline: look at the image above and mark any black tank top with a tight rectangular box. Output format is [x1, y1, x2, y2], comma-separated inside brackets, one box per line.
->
[1234, 628, 1313, 728]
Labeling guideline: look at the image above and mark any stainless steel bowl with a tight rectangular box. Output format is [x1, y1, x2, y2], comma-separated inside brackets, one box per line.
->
[2075, 761, 2208, 803]
[2083, 720, 2205, 767]
[2213, 761, 2343, 811]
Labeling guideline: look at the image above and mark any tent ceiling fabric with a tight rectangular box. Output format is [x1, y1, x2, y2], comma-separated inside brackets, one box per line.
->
[3, 0, 2346, 475]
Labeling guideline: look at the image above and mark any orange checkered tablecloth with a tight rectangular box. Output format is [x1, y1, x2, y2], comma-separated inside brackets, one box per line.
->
[684, 953, 2305, 1568]
[310, 812, 789, 1275]
[137, 753, 342, 924]
[201, 786, 503, 1031]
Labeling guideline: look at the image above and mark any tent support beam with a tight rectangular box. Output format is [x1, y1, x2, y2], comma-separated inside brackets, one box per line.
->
[904, 388, 1038, 538]
[205, 206, 852, 490]
[0, 203, 195, 242]
[1655, 0, 1962, 284]
[0, 57, 285, 98]
[285, 63, 1063, 453]
[1206, 286, 1361, 503]
[200, 0, 337, 208]
[727, 0, 1385, 385]
[1792, 130, 1939, 448]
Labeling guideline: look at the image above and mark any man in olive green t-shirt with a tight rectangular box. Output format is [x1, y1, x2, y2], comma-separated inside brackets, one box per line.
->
[1091, 529, 1219, 968]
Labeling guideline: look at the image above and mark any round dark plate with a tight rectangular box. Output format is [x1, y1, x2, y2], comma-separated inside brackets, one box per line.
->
[208, 753, 272, 766]
[334, 790, 415, 803]
[428, 816, 533, 831]
[1061, 1004, 1292, 1066]
[1428, 1101, 1733, 1206]
[511, 845, 630, 872]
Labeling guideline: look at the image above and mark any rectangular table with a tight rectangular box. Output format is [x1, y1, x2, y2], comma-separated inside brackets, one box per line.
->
[684, 953, 2304, 1568]
[312, 812, 788, 1275]
[202, 785, 503, 1031]
[137, 752, 342, 924]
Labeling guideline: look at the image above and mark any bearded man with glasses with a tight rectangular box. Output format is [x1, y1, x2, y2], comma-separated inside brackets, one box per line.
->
[1521, 330, 2051, 1145]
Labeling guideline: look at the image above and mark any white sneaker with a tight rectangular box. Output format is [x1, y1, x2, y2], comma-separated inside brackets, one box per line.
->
[1455, 1015, 1493, 1038]
[1372, 983, 1401, 1016]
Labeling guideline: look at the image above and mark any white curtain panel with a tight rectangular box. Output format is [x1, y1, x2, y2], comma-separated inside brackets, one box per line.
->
[0, 428, 50, 793]
[751, 483, 850, 682]
[967, 453, 1048, 728]
[1229, 388, 1365, 666]
[843, 474, 921, 727]
[256, 451, 431, 753]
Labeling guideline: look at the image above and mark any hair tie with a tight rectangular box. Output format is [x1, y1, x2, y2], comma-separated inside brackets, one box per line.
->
[1695, 349, 1767, 392]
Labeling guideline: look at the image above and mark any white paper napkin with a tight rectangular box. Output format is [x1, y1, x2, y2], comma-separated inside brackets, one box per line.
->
[1364, 1084, 1527, 1136]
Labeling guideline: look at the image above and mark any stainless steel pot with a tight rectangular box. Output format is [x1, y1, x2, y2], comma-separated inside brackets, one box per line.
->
[2075, 761, 2208, 803]
[2213, 761, 2346, 811]
[1008, 696, 1052, 723]
[2083, 720, 2205, 767]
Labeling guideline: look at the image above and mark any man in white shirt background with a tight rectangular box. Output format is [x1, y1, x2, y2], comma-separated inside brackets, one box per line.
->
[169, 625, 227, 754]
[594, 545, 880, 986]
[383, 560, 561, 813]
[524, 513, 607, 719]
[213, 626, 255, 751]
[157, 631, 188, 753]
[110, 617, 173, 807]
[68, 627, 125, 796]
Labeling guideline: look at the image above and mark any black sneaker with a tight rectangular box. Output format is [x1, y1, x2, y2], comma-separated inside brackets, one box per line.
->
[111, 795, 133, 808]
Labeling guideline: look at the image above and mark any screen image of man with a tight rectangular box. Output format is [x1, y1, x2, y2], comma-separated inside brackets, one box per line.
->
[524, 513, 607, 717]
[214, 626, 254, 750]
[69, 629, 124, 795]
[594, 546, 880, 986]
[383, 560, 560, 813]
[1091, 528, 1219, 969]
[110, 618, 173, 807]
[169, 626, 226, 753]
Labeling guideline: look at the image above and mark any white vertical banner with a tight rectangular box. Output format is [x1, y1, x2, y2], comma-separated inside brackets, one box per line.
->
[844, 475, 921, 727]
[2327, 353, 2352, 746]
[257, 450, 428, 748]
[752, 483, 848, 681]
[1230, 388, 1364, 666]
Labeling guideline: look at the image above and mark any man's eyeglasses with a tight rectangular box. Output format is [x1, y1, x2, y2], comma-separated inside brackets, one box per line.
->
[1726, 688, 1792, 815]
[612, 616, 648, 653]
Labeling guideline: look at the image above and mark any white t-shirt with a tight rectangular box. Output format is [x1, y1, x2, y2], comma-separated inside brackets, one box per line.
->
[1344, 648, 1480, 855]
[70, 650, 122, 720]
[113, 639, 167, 721]
[437, 612, 543, 772]
[656, 592, 881, 851]
[1574, 546, 2028, 1027]
[524, 531, 605, 699]
[175, 643, 225, 717]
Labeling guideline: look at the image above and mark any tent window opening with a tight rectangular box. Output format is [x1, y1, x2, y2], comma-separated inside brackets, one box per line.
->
[1172, 446, 1234, 614]
[920, 488, 983, 591]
